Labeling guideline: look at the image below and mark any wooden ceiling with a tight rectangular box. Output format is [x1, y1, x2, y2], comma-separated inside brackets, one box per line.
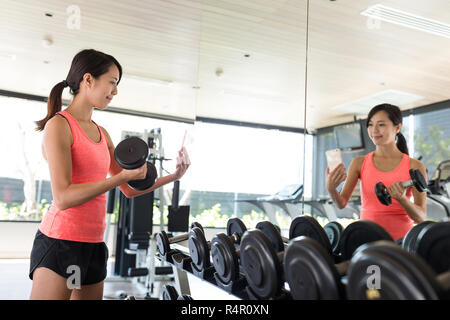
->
[0, 0, 448, 129]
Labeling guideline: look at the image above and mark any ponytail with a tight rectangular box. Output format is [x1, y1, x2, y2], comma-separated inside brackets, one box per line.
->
[34, 49, 122, 132]
[35, 80, 68, 131]
[396, 132, 409, 155]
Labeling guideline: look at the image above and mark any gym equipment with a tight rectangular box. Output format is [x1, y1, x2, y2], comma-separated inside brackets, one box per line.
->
[346, 241, 450, 300]
[240, 217, 393, 299]
[284, 236, 348, 299]
[323, 221, 344, 254]
[405, 221, 450, 274]
[210, 217, 321, 293]
[401, 220, 435, 253]
[190, 218, 247, 280]
[114, 137, 158, 191]
[339, 220, 393, 261]
[289, 216, 332, 253]
[162, 284, 194, 300]
[375, 169, 427, 206]
[156, 222, 204, 257]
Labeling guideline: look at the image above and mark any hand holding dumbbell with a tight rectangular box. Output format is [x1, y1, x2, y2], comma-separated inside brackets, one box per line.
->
[114, 137, 158, 191]
[375, 169, 427, 206]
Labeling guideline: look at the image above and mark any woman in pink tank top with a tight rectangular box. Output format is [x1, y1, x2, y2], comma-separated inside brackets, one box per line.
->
[29, 49, 190, 300]
[325, 104, 427, 241]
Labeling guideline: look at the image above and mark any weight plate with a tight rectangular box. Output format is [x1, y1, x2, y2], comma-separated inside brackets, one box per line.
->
[190, 222, 204, 234]
[375, 182, 391, 206]
[114, 137, 149, 169]
[402, 221, 435, 253]
[347, 241, 440, 300]
[226, 218, 247, 244]
[284, 236, 342, 300]
[211, 233, 239, 284]
[256, 221, 284, 252]
[188, 227, 210, 271]
[323, 221, 344, 254]
[128, 161, 158, 190]
[289, 216, 331, 253]
[162, 285, 179, 300]
[395, 238, 404, 246]
[156, 230, 170, 256]
[240, 229, 282, 299]
[415, 221, 450, 274]
[410, 169, 428, 193]
[340, 220, 393, 261]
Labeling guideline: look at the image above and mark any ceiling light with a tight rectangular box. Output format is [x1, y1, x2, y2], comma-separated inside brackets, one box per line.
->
[361, 4, 450, 38]
[122, 74, 173, 87]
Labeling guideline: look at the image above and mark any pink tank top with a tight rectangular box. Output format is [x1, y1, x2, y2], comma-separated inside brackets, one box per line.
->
[39, 110, 111, 243]
[360, 151, 414, 241]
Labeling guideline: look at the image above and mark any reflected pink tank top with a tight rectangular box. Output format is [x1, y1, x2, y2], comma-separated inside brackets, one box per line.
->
[39, 110, 111, 243]
[360, 151, 414, 241]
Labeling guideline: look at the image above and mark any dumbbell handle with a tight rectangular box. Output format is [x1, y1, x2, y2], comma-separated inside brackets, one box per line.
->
[335, 260, 350, 276]
[437, 271, 450, 292]
[169, 233, 189, 243]
[402, 180, 414, 189]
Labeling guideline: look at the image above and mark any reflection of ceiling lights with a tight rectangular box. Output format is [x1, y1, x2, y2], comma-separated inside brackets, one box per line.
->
[332, 89, 424, 115]
[361, 4, 450, 38]
[122, 74, 173, 87]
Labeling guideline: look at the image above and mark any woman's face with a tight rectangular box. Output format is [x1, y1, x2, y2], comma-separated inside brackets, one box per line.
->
[85, 64, 119, 109]
[367, 110, 401, 146]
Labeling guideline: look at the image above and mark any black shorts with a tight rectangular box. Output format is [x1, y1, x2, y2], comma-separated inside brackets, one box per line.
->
[29, 229, 109, 286]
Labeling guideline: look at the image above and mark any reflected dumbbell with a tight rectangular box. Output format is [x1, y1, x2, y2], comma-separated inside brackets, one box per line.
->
[157, 222, 204, 256]
[114, 137, 158, 190]
[162, 285, 194, 300]
[323, 221, 344, 254]
[347, 240, 450, 300]
[375, 169, 427, 206]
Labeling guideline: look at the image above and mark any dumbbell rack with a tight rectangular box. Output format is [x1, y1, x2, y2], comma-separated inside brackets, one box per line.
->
[156, 241, 251, 300]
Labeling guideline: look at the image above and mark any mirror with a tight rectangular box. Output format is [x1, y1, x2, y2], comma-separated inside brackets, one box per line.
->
[305, 0, 450, 226]
[191, 0, 309, 229]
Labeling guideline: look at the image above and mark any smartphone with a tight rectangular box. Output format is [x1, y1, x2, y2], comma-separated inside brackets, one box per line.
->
[325, 148, 343, 172]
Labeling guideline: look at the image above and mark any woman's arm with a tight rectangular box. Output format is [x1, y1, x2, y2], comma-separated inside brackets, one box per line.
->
[44, 116, 138, 210]
[101, 126, 189, 199]
[387, 159, 427, 223]
[326, 156, 363, 209]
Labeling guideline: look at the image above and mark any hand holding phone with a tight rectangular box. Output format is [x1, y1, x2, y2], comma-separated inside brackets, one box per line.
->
[325, 148, 343, 172]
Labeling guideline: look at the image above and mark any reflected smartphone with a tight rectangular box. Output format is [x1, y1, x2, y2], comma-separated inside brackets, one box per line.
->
[325, 148, 343, 172]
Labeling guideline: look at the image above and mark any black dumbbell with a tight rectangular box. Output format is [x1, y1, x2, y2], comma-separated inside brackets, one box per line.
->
[403, 221, 450, 274]
[284, 220, 394, 299]
[375, 168, 427, 205]
[238, 216, 332, 300]
[323, 221, 344, 254]
[211, 219, 290, 286]
[241, 218, 393, 299]
[346, 240, 450, 300]
[114, 137, 158, 191]
[191, 218, 247, 275]
[401, 220, 435, 253]
[162, 284, 194, 300]
[157, 222, 204, 256]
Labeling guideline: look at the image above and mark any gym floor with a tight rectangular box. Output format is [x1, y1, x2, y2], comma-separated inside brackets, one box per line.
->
[0, 258, 239, 300]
